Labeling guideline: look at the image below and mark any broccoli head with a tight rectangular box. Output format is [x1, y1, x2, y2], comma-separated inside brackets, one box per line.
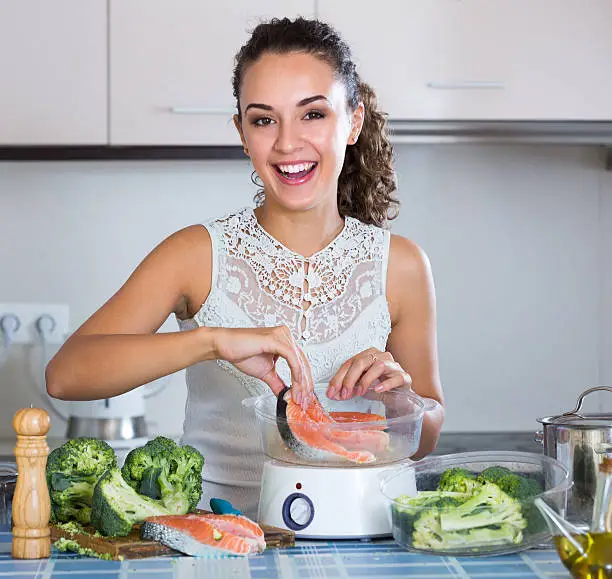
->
[46, 438, 117, 524]
[439, 482, 526, 533]
[437, 467, 481, 494]
[91, 468, 171, 537]
[477, 467, 542, 499]
[477, 466, 544, 533]
[121, 436, 204, 515]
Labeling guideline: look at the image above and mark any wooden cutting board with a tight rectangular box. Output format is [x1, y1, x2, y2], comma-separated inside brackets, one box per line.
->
[50, 510, 294, 560]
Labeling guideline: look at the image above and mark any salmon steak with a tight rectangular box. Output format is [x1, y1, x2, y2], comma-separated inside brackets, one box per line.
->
[141, 513, 266, 557]
[276, 386, 390, 464]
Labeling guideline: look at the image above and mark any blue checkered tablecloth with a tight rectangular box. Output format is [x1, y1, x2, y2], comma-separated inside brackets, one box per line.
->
[0, 525, 570, 578]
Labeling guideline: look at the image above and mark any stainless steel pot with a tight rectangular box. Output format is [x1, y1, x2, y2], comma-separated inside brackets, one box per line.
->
[536, 386, 612, 529]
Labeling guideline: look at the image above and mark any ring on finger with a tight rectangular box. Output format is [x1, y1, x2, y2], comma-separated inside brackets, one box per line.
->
[370, 353, 378, 364]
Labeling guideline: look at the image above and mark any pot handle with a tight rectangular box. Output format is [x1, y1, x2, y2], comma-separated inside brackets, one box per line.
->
[534, 430, 544, 445]
[561, 386, 612, 417]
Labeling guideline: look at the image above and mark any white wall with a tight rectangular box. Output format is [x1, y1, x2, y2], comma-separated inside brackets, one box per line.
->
[0, 144, 610, 441]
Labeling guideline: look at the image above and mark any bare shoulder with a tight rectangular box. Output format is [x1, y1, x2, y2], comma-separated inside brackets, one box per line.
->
[152, 224, 213, 317]
[386, 234, 435, 325]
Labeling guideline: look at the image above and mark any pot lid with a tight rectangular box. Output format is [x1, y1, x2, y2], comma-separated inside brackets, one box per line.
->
[538, 386, 612, 427]
[538, 414, 612, 427]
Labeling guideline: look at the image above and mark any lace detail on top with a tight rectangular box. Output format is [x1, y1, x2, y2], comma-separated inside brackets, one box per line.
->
[205, 207, 387, 344]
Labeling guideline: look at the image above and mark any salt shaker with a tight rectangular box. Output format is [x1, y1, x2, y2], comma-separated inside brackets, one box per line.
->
[11, 408, 51, 559]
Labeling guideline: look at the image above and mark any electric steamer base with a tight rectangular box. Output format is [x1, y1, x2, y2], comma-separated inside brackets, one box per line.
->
[258, 460, 409, 539]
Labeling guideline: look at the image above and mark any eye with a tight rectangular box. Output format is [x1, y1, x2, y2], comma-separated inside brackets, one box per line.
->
[304, 110, 325, 120]
[251, 116, 275, 127]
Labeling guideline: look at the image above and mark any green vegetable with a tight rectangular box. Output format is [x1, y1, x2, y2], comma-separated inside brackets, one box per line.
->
[438, 483, 524, 532]
[55, 521, 87, 536]
[412, 511, 523, 552]
[393, 466, 543, 552]
[477, 466, 544, 533]
[90, 467, 171, 537]
[121, 436, 204, 515]
[437, 467, 481, 494]
[53, 537, 116, 560]
[393, 491, 470, 539]
[46, 438, 117, 525]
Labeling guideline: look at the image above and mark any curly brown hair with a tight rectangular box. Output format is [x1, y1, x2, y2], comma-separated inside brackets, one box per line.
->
[232, 17, 399, 227]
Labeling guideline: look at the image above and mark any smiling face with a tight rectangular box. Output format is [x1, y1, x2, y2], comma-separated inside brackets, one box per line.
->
[234, 51, 364, 213]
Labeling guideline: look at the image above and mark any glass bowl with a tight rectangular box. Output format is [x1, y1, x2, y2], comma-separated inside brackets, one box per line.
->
[379, 451, 572, 557]
[243, 385, 439, 468]
[0, 462, 17, 528]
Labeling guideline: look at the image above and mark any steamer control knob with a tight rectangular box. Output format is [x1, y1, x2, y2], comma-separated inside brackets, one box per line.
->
[282, 493, 314, 531]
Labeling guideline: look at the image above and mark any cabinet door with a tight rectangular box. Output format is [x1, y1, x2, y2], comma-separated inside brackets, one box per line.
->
[110, 1, 315, 146]
[0, 0, 107, 145]
[319, 0, 612, 120]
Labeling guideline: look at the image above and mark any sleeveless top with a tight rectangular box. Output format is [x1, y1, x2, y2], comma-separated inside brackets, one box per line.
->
[177, 207, 392, 518]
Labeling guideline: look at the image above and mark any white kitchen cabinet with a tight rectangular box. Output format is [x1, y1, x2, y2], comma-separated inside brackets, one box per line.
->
[318, 0, 612, 120]
[0, 0, 107, 145]
[110, 1, 315, 146]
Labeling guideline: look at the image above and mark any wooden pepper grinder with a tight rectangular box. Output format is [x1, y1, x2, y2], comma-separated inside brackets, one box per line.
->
[12, 408, 51, 559]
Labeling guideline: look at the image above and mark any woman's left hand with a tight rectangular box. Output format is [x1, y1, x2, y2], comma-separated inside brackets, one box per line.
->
[326, 348, 412, 400]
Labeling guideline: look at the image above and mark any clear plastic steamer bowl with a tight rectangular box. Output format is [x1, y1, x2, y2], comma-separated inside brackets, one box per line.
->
[243, 384, 440, 468]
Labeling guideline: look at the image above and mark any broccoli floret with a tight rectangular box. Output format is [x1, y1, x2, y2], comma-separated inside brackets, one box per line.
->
[393, 491, 471, 541]
[90, 468, 170, 537]
[437, 467, 482, 494]
[412, 510, 524, 551]
[121, 436, 204, 515]
[477, 467, 544, 533]
[396, 491, 471, 512]
[53, 537, 115, 560]
[477, 467, 542, 499]
[439, 482, 525, 532]
[46, 438, 117, 524]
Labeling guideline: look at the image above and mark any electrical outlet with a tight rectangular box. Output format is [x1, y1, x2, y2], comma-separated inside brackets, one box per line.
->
[0, 303, 69, 345]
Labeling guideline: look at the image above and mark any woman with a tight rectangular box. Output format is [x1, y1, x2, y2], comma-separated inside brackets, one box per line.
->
[46, 17, 445, 518]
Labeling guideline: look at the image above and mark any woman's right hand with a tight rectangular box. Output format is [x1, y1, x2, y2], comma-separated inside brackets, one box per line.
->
[212, 325, 313, 407]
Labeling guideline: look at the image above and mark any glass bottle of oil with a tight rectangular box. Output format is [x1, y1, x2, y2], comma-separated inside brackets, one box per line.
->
[554, 455, 612, 579]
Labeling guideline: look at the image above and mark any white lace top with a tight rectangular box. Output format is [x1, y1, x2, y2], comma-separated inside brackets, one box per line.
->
[177, 207, 392, 517]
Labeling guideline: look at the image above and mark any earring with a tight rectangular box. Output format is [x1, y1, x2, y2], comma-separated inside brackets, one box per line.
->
[250, 171, 264, 188]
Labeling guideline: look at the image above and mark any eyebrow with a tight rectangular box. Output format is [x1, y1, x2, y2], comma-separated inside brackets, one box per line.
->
[244, 94, 329, 114]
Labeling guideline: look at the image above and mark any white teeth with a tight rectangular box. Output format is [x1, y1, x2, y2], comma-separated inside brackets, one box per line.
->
[277, 162, 315, 174]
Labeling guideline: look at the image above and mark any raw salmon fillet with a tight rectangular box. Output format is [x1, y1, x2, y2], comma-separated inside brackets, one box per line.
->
[141, 513, 266, 557]
[276, 387, 390, 463]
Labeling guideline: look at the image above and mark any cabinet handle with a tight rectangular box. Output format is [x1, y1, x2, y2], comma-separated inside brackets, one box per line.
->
[426, 81, 505, 90]
[169, 107, 236, 115]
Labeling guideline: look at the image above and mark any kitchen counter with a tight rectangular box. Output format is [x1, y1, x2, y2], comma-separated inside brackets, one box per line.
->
[0, 526, 569, 578]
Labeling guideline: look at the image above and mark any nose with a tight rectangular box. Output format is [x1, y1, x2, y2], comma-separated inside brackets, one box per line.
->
[274, 120, 302, 154]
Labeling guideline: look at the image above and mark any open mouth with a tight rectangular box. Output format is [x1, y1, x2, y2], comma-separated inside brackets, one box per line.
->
[274, 162, 318, 183]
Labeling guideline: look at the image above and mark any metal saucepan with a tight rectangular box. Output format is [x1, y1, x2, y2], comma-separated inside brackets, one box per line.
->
[536, 386, 612, 529]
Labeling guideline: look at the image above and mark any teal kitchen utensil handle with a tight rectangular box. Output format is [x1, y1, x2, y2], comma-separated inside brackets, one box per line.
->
[209, 498, 243, 516]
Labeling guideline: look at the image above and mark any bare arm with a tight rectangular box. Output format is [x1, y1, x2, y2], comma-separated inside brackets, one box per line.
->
[386, 235, 445, 459]
[46, 225, 311, 403]
[46, 225, 215, 399]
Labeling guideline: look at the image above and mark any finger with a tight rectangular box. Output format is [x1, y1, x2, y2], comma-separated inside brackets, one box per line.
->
[373, 372, 411, 393]
[340, 354, 379, 399]
[355, 361, 391, 397]
[272, 327, 305, 401]
[327, 359, 352, 399]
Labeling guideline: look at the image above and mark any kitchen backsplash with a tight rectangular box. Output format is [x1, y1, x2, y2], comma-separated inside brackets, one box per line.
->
[0, 144, 610, 441]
